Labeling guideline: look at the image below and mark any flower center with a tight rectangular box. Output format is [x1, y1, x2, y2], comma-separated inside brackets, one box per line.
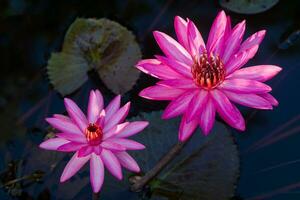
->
[85, 123, 103, 145]
[191, 53, 225, 90]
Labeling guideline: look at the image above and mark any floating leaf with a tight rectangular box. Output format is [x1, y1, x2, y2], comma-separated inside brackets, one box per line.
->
[128, 111, 240, 200]
[47, 18, 141, 96]
[219, 0, 279, 14]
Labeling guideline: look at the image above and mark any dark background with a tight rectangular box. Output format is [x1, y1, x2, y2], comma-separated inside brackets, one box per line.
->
[0, 0, 299, 199]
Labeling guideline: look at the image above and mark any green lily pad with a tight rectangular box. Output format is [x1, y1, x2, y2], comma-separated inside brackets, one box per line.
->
[219, 0, 279, 14]
[128, 111, 240, 200]
[47, 18, 141, 96]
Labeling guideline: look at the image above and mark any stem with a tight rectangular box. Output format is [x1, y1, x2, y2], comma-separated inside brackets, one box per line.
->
[92, 192, 99, 200]
[131, 140, 187, 192]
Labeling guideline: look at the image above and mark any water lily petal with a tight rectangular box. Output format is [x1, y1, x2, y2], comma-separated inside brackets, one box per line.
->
[139, 85, 185, 101]
[104, 102, 130, 132]
[115, 121, 149, 138]
[57, 142, 86, 152]
[45, 117, 82, 135]
[105, 95, 121, 122]
[103, 122, 129, 140]
[187, 20, 205, 57]
[186, 90, 208, 122]
[56, 132, 87, 143]
[211, 89, 245, 131]
[157, 79, 196, 89]
[199, 97, 216, 135]
[90, 153, 104, 193]
[78, 146, 94, 157]
[115, 151, 140, 173]
[174, 16, 189, 50]
[88, 90, 104, 123]
[60, 152, 90, 182]
[107, 138, 145, 150]
[179, 113, 198, 141]
[39, 138, 70, 150]
[239, 30, 266, 53]
[101, 149, 123, 180]
[156, 55, 192, 78]
[101, 141, 126, 151]
[64, 98, 88, 132]
[259, 93, 279, 106]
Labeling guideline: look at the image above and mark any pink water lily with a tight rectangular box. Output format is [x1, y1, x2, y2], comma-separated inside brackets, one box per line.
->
[40, 90, 148, 193]
[137, 11, 281, 141]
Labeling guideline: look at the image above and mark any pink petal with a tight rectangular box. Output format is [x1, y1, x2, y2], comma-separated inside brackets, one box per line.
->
[222, 20, 246, 64]
[136, 59, 184, 80]
[259, 93, 279, 106]
[57, 142, 86, 152]
[101, 149, 123, 180]
[101, 141, 126, 151]
[103, 122, 129, 140]
[153, 31, 193, 65]
[105, 95, 121, 122]
[225, 50, 250, 75]
[223, 91, 272, 110]
[104, 102, 131, 132]
[239, 30, 266, 53]
[199, 98, 216, 135]
[64, 98, 88, 132]
[157, 79, 196, 89]
[211, 89, 245, 131]
[179, 113, 198, 141]
[218, 78, 272, 94]
[53, 114, 72, 122]
[87, 90, 104, 124]
[45, 117, 82, 135]
[227, 65, 282, 82]
[139, 85, 185, 101]
[90, 154, 104, 193]
[115, 151, 140, 173]
[93, 146, 102, 155]
[174, 16, 189, 50]
[60, 152, 90, 182]
[162, 91, 195, 119]
[216, 16, 232, 56]
[207, 10, 227, 54]
[96, 110, 106, 127]
[186, 90, 208, 122]
[107, 138, 145, 150]
[56, 132, 87, 143]
[116, 121, 149, 138]
[78, 146, 94, 157]
[187, 20, 205, 57]
[39, 138, 70, 150]
[155, 55, 192, 78]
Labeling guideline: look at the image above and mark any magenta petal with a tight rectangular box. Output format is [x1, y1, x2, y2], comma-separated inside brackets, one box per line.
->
[57, 142, 86, 152]
[153, 31, 192, 65]
[222, 20, 246, 64]
[207, 10, 227, 54]
[136, 59, 184, 80]
[115, 151, 140, 173]
[103, 122, 129, 140]
[56, 133, 87, 143]
[156, 55, 192, 78]
[139, 85, 185, 101]
[157, 79, 196, 89]
[225, 50, 249, 75]
[107, 138, 145, 150]
[174, 16, 189, 50]
[199, 98, 216, 135]
[116, 121, 149, 138]
[224, 91, 272, 110]
[60, 152, 90, 182]
[101, 149, 123, 180]
[105, 95, 121, 122]
[219, 78, 271, 94]
[90, 154, 104, 193]
[64, 98, 88, 132]
[39, 138, 70, 150]
[162, 91, 195, 119]
[45, 117, 82, 135]
[227, 65, 282, 82]
[53, 114, 72, 122]
[101, 141, 126, 151]
[187, 20, 205, 57]
[239, 30, 266, 52]
[211, 89, 245, 131]
[259, 93, 279, 106]
[179, 113, 198, 141]
[186, 90, 208, 122]
[87, 90, 103, 123]
[78, 146, 94, 157]
[104, 102, 130, 132]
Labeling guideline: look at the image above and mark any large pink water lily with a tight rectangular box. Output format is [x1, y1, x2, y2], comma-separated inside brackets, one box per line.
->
[40, 90, 148, 193]
[137, 11, 281, 141]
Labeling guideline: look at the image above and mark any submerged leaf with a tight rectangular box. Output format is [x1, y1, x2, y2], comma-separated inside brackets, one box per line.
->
[129, 111, 240, 200]
[219, 0, 279, 14]
[47, 18, 141, 96]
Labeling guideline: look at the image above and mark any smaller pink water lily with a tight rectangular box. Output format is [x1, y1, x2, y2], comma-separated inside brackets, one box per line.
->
[136, 10, 281, 141]
[40, 90, 148, 193]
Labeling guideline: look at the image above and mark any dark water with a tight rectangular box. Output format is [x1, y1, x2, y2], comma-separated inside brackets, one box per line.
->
[0, 0, 299, 199]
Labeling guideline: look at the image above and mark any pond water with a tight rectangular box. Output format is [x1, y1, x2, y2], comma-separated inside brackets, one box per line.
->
[0, 0, 299, 199]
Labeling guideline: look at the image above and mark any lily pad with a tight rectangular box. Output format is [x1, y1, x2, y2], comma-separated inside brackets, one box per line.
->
[219, 0, 279, 14]
[128, 111, 240, 200]
[47, 18, 141, 96]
